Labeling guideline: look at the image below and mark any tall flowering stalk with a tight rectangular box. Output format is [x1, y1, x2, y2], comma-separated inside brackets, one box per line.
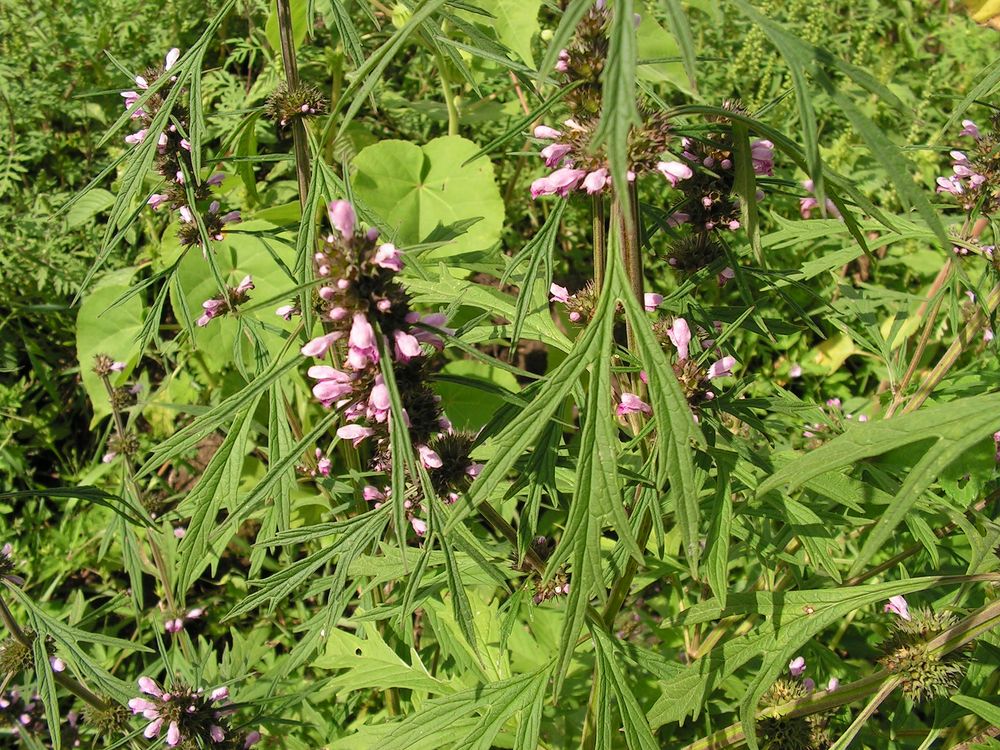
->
[293, 201, 482, 536]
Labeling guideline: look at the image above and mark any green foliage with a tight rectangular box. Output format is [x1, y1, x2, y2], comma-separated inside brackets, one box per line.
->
[2, 1, 1000, 749]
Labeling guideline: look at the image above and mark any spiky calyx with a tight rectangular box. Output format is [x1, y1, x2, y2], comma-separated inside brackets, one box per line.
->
[878, 608, 969, 703]
[0, 634, 33, 675]
[83, 703, 131, 735]
[758, 680, 828, 750]
[265, 82, 327, 128]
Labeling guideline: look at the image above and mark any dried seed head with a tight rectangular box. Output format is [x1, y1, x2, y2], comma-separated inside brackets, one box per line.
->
[758, 679, 828, 750]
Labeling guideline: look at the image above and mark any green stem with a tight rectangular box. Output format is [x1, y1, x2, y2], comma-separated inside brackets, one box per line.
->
[0, 594, 111, 711]
[592, 196, 606, 292]
[432, 47, 460, 136]
[680, 595, 1000, 750]
[275, 0, 311, 207]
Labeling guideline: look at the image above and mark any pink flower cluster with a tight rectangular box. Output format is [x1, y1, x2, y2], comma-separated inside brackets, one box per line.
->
[129, 677, 259, 748]
[295, 201, 452, 465]
[164, 606, 205, 634]
[197, 274, 254, 327]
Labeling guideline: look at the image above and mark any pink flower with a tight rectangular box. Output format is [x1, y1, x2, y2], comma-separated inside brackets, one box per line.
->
[209, 687, 229, 702]
[789, 364, 803, 379]
[138, 677, 163, 697]
[540, 143, 572, 167]
[959, 119, 981, 139]
[410, 517, 427, 536]
[148, 194, 170, 210]
[301, 332, 342, 358]
[164, 617, 184, 633]
[348, 314, 379, 369]
[164, 48, 181, 71]
[707, 356, 736, 380]
[418, 445, 443, 468]
[643, 293, 663, 312]
[788, 656, 806, 677]
[209, 725, 225, 742]
[530, 167, 586, 198]
[337, 424, 374, 446]
[328, 200, 356, 238]
[276, 304, 295, 320]
[534, 125, 561, 139]
[179, 205, 194, 223]
[466, 463, 483, 477]
[206, 173, 225, 186]
[583, 167, 610, 194]
[656, 160, 693, 187]
[802, 678, 815, 692]
[393, 330, 422, 362]
[799, 180, 842, 219]
[550, 283, 572, 303]
[374, 243, 403, 272]
[827, 677, 839, 692]
[244, 731, 262, 748]
[308, 365, 353, 407]
[166, 721, 181, 746]
[718, 267, 735, 286]
[750, 140, 774, 175]
[668, 318, 691, 361]
[363, 485, 386, 503]
[936, 176, 964, 196]
[368, 377, 391, 422]
[197, 298, 226, 327]
[617, 393, 651, 416]
[884, 595, 910, 621]
[125, 129, 147, 145]
[985, 328, 994, 343]
[555, 49, 570, 73]
[144, 718, 164, 738]
[235, 275, 254, 295]
[50, 657, 65, 672]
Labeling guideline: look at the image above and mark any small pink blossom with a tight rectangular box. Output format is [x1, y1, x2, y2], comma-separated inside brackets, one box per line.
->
[418, 445, 443, 469]
[328, 200, 356, 238]
[643, 293, 663, 312]
[750, 140, 774, 175]
[582, 168, 610, 194]
[540, 143, 572, 167]
[374, 243, 404, 272]
[164, 48, 181, 71]
[410, 517, 427, 536]
[617, 393, 651, 416]
[337, 424, 374, 446]
[166, 721, 181, 746]
[656, 160, 693, 187]
[707, 356, 736, 380]
[718, 267, 735, 287]
[959, 119, 981, 139]
[148, 193, 170, 210]
[789, 364, 803, 379]
[393, 330, 422, 362]
[125, 129, 147, 145]
[884, 595, 910, 621]
[530, 167, 587, 198]
[348, 314, 379, 369]
[308, 365, 353, 407]
[301, 332, 342, 358]
[788, 656, 806, 677]
[550, 283, 572, 303]
[368, 378, 391, 423]
[827, 677, 839, 692]
[534, 125, 561, 140]
[276, 304, 295, 320]
[668, 318, 691, 361]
